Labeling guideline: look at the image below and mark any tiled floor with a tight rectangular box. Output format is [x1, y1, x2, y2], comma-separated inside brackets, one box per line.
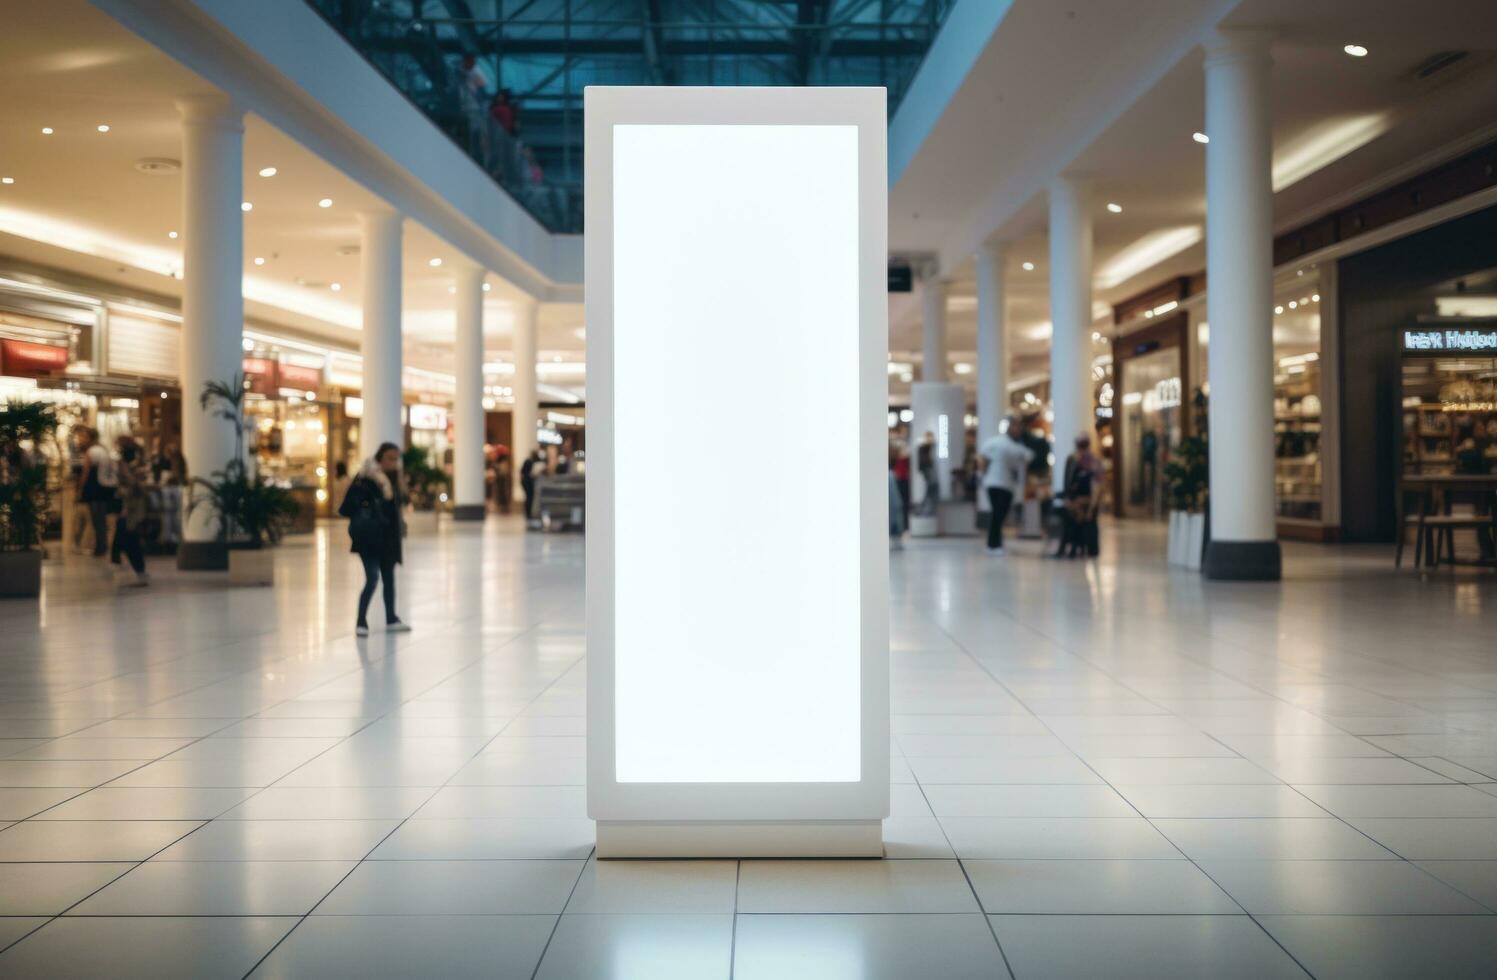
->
[0, 518, 1494, 978]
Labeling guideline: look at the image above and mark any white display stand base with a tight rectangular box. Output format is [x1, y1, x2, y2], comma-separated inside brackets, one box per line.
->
[1019, 498, 1044, 539]
[938, 500, 978, 536]
[597, 820, 883, 859]
[908, 514, 941, 538]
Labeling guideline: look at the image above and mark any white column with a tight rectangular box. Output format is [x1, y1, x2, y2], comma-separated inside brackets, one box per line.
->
[1048, 175, 1094, 494]
[177, 95, 244, 568]
[1202, 29, 1281, 580]
[511, 297, 539, 501]
[920, 268, 947, 383]
[359, 210, 403, 459]
[452, 262, 487, 520]
[975, 242, 1008, 447]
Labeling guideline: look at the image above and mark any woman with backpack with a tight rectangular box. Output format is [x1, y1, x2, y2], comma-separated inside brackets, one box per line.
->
[338, 442, 410, 636]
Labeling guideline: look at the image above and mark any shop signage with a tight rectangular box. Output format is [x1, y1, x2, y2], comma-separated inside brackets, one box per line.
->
[407, 403, 447, 430]
[278, 363, 322, 392]
[1402, 327, 1497, 353]
[242, 356, 277, 396]
[0, 339, 68, 378]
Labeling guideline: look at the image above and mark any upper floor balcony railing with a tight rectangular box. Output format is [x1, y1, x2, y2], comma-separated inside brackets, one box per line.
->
[307, 0, 957, 234]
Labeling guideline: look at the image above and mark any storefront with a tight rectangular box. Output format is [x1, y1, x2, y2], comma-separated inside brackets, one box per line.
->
[1112, 314, 1189, 519]
[1400, 324, 1497, 475]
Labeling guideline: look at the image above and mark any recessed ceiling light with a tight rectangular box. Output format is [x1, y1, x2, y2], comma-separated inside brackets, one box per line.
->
[1106, 202, 1123, 213]
[258, 167, 277, 177]
[482, 283, 491, 292]
[96, 124, 110, 133]
[1021, 261, 1035, 271]
[1192, 131, 1209, 144]
[1274, 305, 1284, 315]
[1, 177, 13, 185]
[168, 231, 178, 239]
[447, 286, 456, 294]
[253, 256, 265, 266]
[1311, 293, 1320, 302]
[41, 127, 53, 135]
[1343, 43, 1368, 57]
[429, 258, 442, 267]
[318, 198, 332, 208]
[330, 282, 341, 292]
[241, 202, 253, 212]
[1288, 300, 1298, 309]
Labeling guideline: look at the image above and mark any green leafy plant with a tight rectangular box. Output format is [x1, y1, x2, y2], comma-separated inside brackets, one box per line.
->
[188, 375, 299, 548]
[401, 444, 448, 511]
[1164, 388, 1210, 513]
[0, 401, 59, 551]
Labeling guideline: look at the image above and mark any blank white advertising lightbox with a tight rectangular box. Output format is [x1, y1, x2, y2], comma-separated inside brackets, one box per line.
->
[586, 87, 888, 857]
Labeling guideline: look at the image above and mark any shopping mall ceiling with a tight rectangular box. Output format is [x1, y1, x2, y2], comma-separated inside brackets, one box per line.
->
[0, 0, 587, 383]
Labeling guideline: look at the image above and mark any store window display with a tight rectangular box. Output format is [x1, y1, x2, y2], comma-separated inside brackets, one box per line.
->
[1272, 274, 1325, 521]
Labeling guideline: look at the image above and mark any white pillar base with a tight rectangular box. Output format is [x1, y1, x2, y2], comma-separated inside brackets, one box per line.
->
[596, 819, 883, 859]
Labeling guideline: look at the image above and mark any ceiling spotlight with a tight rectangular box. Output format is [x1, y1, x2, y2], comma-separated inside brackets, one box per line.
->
[258, 167, 277, 177]
[1, 177, 13, 185]
[168, 231, 178, 239]
[1021, 261, 1035, 271]
[1288, 300, 1298, 309]
[1106, 202, 1123, 214]
[330, 282, 342, 292]
[96, 124, 110, 133]
[1343, 43, 1368, 58]
[482, 283, 491, 292]
[1274, 305, 1284, 315]
[41, 127, 53, 135]
[253, 256, 266, 266]
[429, 258, 443, 267]
[1311, 293, 1320, 302]
[318, 198, 332, 208]
[1192, 132, 1209, 144]
[241, 202, 253, 212]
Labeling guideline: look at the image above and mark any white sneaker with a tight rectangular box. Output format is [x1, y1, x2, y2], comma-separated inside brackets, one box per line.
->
[386, 620, 412, 633]
[355, 625, 370, 637]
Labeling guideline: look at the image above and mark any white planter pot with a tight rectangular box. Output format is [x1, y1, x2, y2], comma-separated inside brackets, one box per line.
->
[1166, 511, 1185, 566]
[1184, 512, 1207, 571]
[227, 547, 275, 587]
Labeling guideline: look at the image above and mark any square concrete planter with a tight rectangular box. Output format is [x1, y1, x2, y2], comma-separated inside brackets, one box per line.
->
[227, 547, 275, 587]
[0, 550, 43, 598]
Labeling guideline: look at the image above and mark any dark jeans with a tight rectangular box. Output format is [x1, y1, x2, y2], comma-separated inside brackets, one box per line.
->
[114, 524, 145, 574]
[895, 478, 911, 527]
[986, 487, 1014, 549]
[358, 553, 397, 626]
[88, 500, 111, 556]
[521, 477, 535, 519]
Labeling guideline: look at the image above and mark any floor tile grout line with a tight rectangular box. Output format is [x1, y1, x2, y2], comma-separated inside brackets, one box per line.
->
[239, 632, 588, 980]
[910, 774, 1016, 978]
[919, 604, 1325, 979]
[526, 848, 593, 980]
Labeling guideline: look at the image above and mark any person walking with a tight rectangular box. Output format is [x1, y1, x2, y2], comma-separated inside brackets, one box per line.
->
[111, 436, 150, 585]
[1055, 434, 1106, 558]
[519, 448, 541, 521]
[916, 430, 938, 516]
[338, 442, 410, 637]
[976, 418, 1034, 555]
[77, 427, 116, 557]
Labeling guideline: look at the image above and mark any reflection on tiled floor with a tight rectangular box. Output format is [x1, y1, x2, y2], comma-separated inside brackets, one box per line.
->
[0, 518, 1494, 978]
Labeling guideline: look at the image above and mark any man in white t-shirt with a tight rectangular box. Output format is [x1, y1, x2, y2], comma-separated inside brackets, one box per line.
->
[976, 418, 1034, 555]
[77, 428, 117, 557]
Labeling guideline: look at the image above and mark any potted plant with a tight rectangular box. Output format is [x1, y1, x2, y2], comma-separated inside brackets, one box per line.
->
[188, 376, 299, 585]
[0, 401, 58, 597]
[1163, 389, 1209, 570]
[401, 444, 448, 513]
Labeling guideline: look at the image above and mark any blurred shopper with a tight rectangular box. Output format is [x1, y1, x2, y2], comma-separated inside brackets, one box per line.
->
[77, 427, 116, 557]
[892, 441, 911, 528]
[889, 467, 906, 550]
[976, 418, 1034, 555]
[331, 461, 351, 513]
[493, 446, 513, 514]
[490, 88, 517, 135]
[519, 448, 542, 520]
[152, 439, 187, 549]
[1055, 434, 1105, 559]
[916, 430, 938, 516]
[112, 436, 150, 585]
[339, 443, 410, 637]
[1453, 421, 1494, 559]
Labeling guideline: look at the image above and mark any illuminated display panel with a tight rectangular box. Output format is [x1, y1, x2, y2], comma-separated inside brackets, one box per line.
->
[611, 123, 861, 783]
